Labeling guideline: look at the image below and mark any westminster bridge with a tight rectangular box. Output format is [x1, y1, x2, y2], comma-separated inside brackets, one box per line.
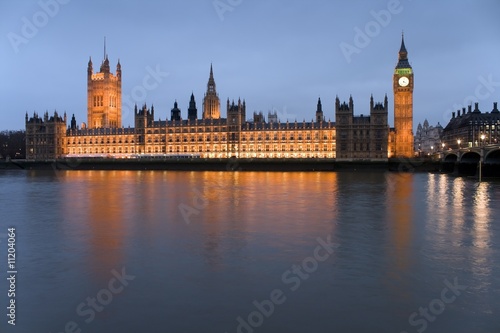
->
[440, 144, 500, 177]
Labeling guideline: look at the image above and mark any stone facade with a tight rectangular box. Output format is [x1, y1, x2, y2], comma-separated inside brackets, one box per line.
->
[414, 119, 443, 156]
[393, 35, 414, 157]
[335, 95, 388, 161]
[87, 56, 121, 128]
[24, 37, 415, 161]
[442, 103, 500, 149]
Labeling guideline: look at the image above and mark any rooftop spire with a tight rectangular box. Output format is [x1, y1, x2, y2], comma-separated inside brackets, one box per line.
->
[104, 36, 107, 60]
[206, 63, 216, 94]
[395, 33, 411, 69]
[399, 32, 407, 58]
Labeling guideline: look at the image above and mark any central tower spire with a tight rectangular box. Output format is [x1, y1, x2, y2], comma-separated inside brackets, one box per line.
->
[203, 64, 220, 119]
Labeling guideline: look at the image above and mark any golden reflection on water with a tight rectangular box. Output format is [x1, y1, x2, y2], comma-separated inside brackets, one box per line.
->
[189, 172, 340, 269]
[56, 170, 495, 290]
[60, 171, 340, 273]
[386, 173, 413, 266]
[385, 172, 414, 302]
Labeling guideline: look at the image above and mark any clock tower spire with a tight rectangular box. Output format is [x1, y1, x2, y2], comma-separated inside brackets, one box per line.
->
[393, 33, 414, 158]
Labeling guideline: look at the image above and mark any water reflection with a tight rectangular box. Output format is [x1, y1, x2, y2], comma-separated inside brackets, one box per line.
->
[385, 172, 414, 309]
[386, 173, 413, 270]
[191, 172, 340, 269]
[2, 170, 499, 332]
[425, 174, 494, 308]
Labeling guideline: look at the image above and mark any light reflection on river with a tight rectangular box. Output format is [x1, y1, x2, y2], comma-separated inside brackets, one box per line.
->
[0, 170, 498, 333]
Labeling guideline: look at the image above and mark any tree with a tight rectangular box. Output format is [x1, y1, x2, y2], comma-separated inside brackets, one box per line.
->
[0, 130, 26, 159]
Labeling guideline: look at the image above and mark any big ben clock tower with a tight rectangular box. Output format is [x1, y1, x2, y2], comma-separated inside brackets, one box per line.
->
[393, 34, 414, 157]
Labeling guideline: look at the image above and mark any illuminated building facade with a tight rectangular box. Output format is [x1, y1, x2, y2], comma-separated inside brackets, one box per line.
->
[87, 55, 122, 129]
[25, 37, 416, 161]
[26, 60, 337, 160]
[392, 35, 414, 157]
[442, 103, 500, 149]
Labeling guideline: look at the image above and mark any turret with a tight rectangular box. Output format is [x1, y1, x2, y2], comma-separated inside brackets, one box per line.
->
[100, 55, 110, 73]
[87, 57, 93, 76]
[473, 102, 480, 113]
[171, 100, 181, 121]
[188, 93, 198, 121]
[71, 114, 77, 130]
[116, 59, 121, 79]
[316, 97, 324, 122]
[492, 102, 499, 114]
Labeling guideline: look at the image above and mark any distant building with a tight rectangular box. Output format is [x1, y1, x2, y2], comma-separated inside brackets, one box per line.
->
[414, 120, 443, 155]
[335, 95, 389, 161]
[25, 111, 66, 159]
[442, 103, 500, 149]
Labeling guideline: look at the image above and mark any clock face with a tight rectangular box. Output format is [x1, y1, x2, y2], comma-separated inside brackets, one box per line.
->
[399, 76, 409, 87]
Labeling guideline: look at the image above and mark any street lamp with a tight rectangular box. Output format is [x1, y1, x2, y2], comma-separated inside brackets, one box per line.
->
[441, 143, 445, 151]
[457, 139, 461, 149]
[480, 134, 486, 146]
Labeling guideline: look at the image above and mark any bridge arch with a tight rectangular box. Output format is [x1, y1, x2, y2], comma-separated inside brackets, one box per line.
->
[484, 149, 500, 164]
[460, 151, 480, 163]
[444, 153, 458, 162]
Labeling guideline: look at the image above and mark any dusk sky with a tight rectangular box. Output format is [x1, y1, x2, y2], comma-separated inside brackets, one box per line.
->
[1, 0, 499, 130]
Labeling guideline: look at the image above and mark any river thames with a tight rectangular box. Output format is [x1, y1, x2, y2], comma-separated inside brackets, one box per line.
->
[0, 170, 499, 333]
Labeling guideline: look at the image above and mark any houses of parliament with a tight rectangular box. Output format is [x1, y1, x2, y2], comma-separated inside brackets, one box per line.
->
[25, 37, 414, 161]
